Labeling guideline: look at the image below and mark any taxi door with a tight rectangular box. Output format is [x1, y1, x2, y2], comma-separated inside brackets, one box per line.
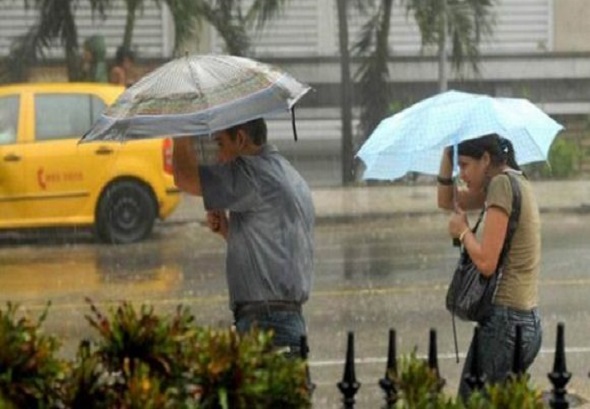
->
[24, 92, 122, 224]
[0, 94, 28, 225]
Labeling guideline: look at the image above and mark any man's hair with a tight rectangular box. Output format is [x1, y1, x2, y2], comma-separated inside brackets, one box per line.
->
[227, 118, 267, 146]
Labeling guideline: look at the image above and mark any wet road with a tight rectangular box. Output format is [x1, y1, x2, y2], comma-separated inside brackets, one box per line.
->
[1, 212, 590, 407]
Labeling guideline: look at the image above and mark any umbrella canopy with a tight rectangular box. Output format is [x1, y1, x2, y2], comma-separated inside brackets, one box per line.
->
[81, 54, 311, 142]
[356, 90, 564, 181]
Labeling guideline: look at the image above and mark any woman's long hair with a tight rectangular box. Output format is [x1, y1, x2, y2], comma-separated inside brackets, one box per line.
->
[453, 133, 521, 172]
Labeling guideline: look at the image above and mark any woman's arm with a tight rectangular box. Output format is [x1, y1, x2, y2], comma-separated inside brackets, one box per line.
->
[449, 205, 509, 276]
[436, 147, 455, 210]
[172, 137, 202, 195]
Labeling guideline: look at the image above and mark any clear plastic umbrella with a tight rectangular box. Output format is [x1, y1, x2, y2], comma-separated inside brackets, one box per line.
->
[356, 90, 565, 181]
[81, 54, 311, 142]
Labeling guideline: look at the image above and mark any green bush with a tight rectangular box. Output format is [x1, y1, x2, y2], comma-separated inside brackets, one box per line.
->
[0, 302, 65, 409]
[0, 300, 311, 409]
[525, 137, 580, 179]
[387, 352, 544, 409]
[0, 301, 547, 409]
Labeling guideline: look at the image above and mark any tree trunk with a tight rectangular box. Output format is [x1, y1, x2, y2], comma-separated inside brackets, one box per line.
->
[438, 0, 448, 92]
[336, 0, 354, 185]
[63, 7, 80, 81]
[123, 1, 139, 50]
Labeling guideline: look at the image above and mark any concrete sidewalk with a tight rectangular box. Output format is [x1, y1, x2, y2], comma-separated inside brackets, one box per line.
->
[166, 179, 590, 225]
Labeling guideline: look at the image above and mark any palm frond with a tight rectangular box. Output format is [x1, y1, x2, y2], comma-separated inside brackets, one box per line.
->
[246, 0, 288, 30]
[88, 0, 112, 18]
[198, 0, 250, 56]
[353, 0, 394, 141]
[164, 0, 203, 55]
[352, 13, 380, 56]
[405, 0, 495, 76]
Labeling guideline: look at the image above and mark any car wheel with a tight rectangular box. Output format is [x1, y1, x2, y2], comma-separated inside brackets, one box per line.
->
[96, 180, 157, 244]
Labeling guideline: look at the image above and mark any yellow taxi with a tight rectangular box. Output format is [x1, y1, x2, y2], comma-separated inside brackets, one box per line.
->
[0, 82, 181, 244]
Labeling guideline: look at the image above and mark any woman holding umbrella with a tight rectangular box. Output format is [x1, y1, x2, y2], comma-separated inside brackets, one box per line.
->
[437, 134, 543, 400]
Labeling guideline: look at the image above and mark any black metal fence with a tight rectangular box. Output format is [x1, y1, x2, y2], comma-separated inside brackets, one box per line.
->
[299, 322, 588, 408]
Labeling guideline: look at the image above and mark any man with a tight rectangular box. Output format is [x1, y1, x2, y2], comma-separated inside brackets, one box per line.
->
[172, 118, 315, 355]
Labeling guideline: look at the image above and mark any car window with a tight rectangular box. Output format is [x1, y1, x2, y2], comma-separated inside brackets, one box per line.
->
[0, 95, 19, 145]
[35, 94, 106, 141]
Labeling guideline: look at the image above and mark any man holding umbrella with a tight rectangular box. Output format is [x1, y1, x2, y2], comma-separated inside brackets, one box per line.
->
[80, 53, 316, 355]
[172, 117, 315, 356]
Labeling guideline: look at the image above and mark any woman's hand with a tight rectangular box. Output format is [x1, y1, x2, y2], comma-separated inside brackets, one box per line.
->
[448, 205, 469, 239]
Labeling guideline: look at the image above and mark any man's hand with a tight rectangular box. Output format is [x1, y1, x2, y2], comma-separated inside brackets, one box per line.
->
[206, 210, 229, 239]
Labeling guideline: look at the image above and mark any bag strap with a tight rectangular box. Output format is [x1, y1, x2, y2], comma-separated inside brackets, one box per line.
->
[465, 171, 522, 254]
[495, 171, 523, 269]
[488, 171, 522, 308]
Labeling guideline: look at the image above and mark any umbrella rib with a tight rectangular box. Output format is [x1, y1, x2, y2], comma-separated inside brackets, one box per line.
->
[185, 55, 207, 113]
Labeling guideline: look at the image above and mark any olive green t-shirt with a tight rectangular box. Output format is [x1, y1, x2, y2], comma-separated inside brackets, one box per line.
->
[485, 172, 541, 310]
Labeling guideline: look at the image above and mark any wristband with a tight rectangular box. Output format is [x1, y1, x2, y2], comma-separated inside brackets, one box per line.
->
[437, 175, 454, 186]
[459, 227, 470, 243]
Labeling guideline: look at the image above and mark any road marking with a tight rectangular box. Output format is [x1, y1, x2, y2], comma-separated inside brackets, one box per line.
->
[309, 346, 590, 368]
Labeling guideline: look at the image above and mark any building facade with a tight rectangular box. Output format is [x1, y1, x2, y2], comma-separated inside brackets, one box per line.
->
[2, 0, 588, 183]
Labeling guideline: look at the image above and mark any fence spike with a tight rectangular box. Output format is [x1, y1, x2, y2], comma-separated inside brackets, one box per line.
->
[378, 328, 398, 407]
[548, 322, 571, 409]
[337, 331, 360, 408]
[428, 328, 445, 392]
[299, 335, 316, 397]
[464, 326, 486, 391]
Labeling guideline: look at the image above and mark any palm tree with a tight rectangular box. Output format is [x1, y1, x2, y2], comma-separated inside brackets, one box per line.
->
[404, 0, 495, 91]
[336, 0, 381, 185]
[336, 0, 354, 184]
[352, 0, 394, 153]
[0, 0, 204, 83]
[113, 0, 202, 55]
[0, 0, 104, 82]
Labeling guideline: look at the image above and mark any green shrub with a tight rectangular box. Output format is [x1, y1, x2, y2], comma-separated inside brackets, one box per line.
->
[0, 301, 546, 409]
[466, 375, 544, 409]
[0, 302, 65, 409]
[525, 137, 580, 179]
[70, 300, 310, 409]
[187, 327, 311, 409]
[390, 350, 455, 409]
[388, 352, 544, 409]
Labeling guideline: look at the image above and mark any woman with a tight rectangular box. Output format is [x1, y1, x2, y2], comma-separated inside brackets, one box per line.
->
[437, 134, 542, 400]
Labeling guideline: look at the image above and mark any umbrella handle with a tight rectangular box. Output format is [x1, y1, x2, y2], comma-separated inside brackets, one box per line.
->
[451, 143, 460, 248]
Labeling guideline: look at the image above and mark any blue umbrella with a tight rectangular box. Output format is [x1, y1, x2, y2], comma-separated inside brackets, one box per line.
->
[356, 90, 564, 181]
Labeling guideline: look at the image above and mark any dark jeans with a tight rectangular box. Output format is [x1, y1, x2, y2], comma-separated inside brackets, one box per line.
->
[458, 305, 542, 401]
[234, 307, 307, 357]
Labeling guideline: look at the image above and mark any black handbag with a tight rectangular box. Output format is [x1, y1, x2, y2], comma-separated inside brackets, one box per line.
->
[445, 172, 522, 323]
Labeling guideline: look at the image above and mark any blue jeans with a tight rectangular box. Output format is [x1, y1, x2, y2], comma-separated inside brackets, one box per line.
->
[234, 309, 307, 357]
[458, 305, 542, 401]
